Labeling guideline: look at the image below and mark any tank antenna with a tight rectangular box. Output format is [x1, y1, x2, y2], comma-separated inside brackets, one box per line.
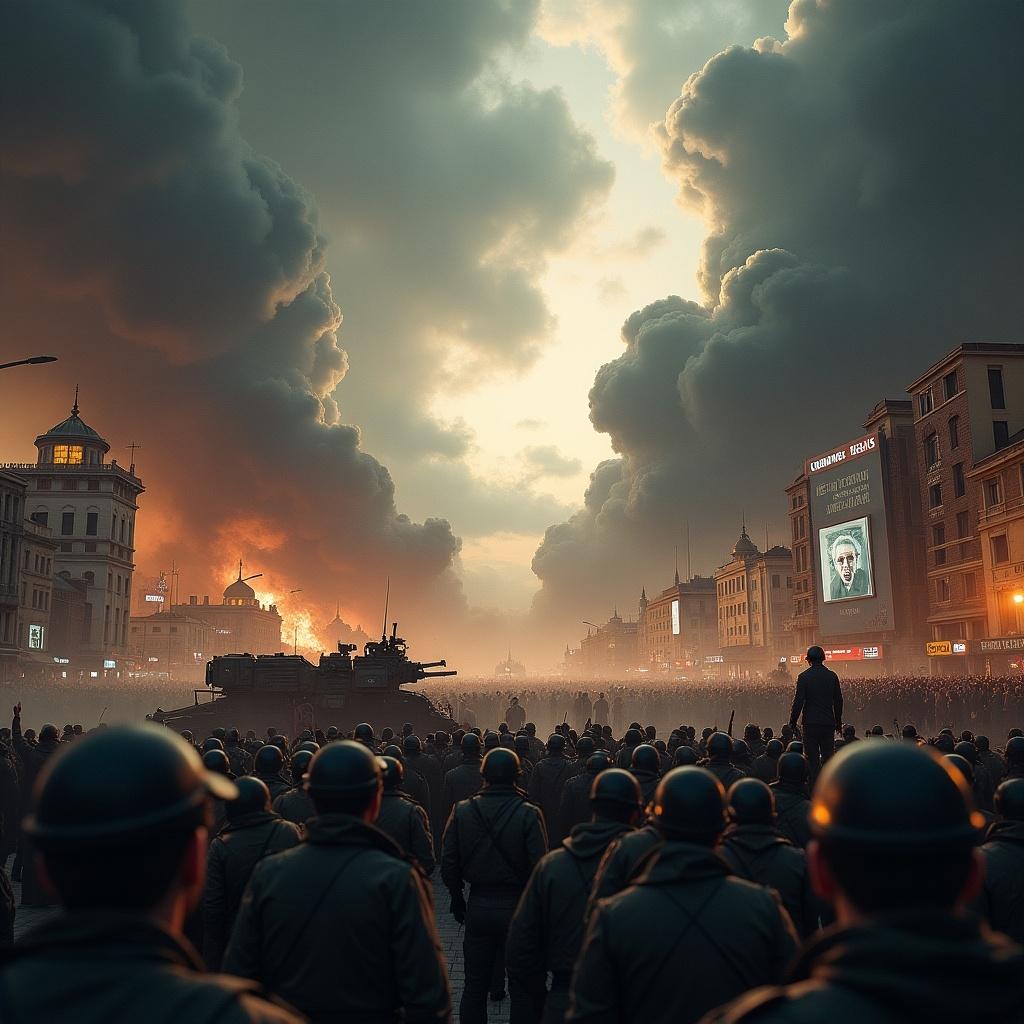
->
[381, 577, 390, 641]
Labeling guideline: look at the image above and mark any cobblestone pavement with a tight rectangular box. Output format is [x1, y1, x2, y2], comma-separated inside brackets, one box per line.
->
[8, 858, 511, 1022]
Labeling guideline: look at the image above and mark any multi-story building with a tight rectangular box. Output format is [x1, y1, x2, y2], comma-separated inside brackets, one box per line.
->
[569, 610, 639, 678]
[0, 472, 26, 681]
[785, 475, 816, 654]
[968, 428, 1024, 672]
[714, 526, 793, 676]
[909, 344, 1024, 673]
[638, 573, 717, 673]
[17, 518, 57, 669]
[172, 569, 282, 656]
[129, 610, 214, 680]
[1, 397, 144, 673]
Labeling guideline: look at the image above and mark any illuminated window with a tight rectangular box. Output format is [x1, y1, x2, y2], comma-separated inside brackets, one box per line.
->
[52, 444, 84, 464]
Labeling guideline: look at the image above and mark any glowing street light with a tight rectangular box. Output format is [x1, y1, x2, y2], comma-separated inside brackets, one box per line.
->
[1014, 593, 1024, 605]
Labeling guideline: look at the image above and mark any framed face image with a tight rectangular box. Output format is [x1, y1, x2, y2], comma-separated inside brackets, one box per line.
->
[819, 516, 874, 603]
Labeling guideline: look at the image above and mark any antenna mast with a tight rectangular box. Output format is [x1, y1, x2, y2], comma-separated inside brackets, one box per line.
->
[381, 577, 390, 641]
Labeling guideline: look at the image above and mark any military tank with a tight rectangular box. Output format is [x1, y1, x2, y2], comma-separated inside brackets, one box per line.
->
[151, 622, 457, 738]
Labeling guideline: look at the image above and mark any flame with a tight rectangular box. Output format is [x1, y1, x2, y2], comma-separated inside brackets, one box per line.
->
[252, 586, 324, 655]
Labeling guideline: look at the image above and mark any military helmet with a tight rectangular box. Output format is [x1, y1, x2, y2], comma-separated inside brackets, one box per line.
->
[381, 756, 404, 791]
[576, 736, 595, 759]
[482, 748, 520, 785]
[483, 732, 500, 751]
[326, 726, 340, 740]
[353, 723, 375, 744]
[269, 734, 288, 753]
[290, 749, 314, 782]
[731, 739, 750, 761]
[297, 741, 320, 755]
[933, 733, 955, 754]
[547, 733, 566, 755]
[212, 727, 227, 741]
[461, 732, 482, 758]
[590, 767, 642, 809]
[39, 724, 60, 744]
[631, 743, 661, 774]
[1007, 735, 1024, 764]
[254, 744, 284, 775]
[995, 778, 1024, 821]
[652, 767, 726, 840]
[586, 751, 611, 774]
[623, 727, 643, 747]
[305, 740, 383, 801]
[672, 745, 698, 767]
[811, 742, 983, 847]
[226, 728, 240, 745]
[383, 743, 404, 760]
[707, 732, 732, 760]
[434, 730, 449, 746]
[945, 753, 974, 786]
[202, 748, 232, 776]
[786, 740, 804, 755]
[514, 734, 531, 756]
[953, 741, 978, 764]
[24, 724, 237, 847]
[777, 752, 809, 786]
[180, 729, 194, 745]
[227, 776, 271, 819]
[765, 739, 784, 759]
[201, 736, 224, 754]
[402, 734, 422, 755]
[727, 778, 775, 826]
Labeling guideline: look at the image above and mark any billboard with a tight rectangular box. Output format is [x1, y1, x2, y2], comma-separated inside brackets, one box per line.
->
[671, 598, 680, 636]
[824, 645, 883, 661]
[807, 433, 895, 637]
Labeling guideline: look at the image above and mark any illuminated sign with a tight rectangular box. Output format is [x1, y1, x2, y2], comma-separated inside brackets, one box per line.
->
[927, 641, 953, 656]
[145, 594, 164, 603]
[806, 434, 878, 476]
[978, 637, 1024, 653]
[671, 599, 680, 636]
[703, 655, 725, 664]
[953, 641, 968, 655]
[28, 624, 44, 649]
[147, 656, 159, 662]
[825, 645, 883, 662]
[103, 659, 116, 669]
[52, 656, 69, 665]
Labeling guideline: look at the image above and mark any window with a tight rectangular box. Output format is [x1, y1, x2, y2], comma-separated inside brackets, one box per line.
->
[86, 511, 98, 535]
[988, 366, 1005, 409]
[918, 390, 934, 416]
[30, 511, 47, 527]
[152, 626, 161, 634]
[943, 371, 958, 401]
[60, 511, 74, 535]
[948, 416, 959, 449]
[991, 535, 1010, 565]
[952, 462, 965, 498]
[52, 444, 83, 465]
[170, 626, 178, 634]
[61, 478, 77, 490]
[59, 542, 71, 553]
[994, 421, 1009, 449]
[84, 542, 96, 553]
[963, 572, 977, 599]
[87, 479, 99, 491]
[929, 483, 943, 508]
[924, 433, 939, 467]
[37, 478, 51, 491]
[936, 578, 950, 602]
[956, 510, 969, 538]
[986, 478, 1003, 507]
[932, 525, 946, 565]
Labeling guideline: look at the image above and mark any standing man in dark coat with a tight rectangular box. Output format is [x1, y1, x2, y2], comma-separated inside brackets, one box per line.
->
[528, 733, 573, 848]
[974, 778, 1024, 942]
[0, 724, 301, 1024]
[225, 741, 451, 1023]
[789, 646, 843, 780]
[442, 749, 547, 1024]
[376, 757, 435, 876]
[507, 769, 641, 1024]
[272, 750, 316, 832]
[568, 768, 798, 1024]
[505, 697, 526, 733]
[442, 732, 485, 826]
[770, 753, 812, 848]
[558, 752, 610, 840]
[703, 732, 745, 790]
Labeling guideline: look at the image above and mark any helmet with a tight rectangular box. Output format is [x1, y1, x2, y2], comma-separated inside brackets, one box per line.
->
[672, 746, 698, 768]
[180, 730, 194, 745]
[481, 748, 520, 785]
[1007, 736, 1024, 765]
[933, 734, 955, 754]
[945, 753, 974, 786]
[381, 756, 404, 791]
[201, 737, 224, 754]
[995, 778, 1024, 821]
[953, 741, 977, 764]
[353, 723, 375, 745]
[811, 742, 982, 847]
[39, 724, 60, 744]
[731, 739, 750, 761]
[728, 779, 775, 826]
[381, 744, 403, 761]
[707, 732, 732, 760]
[577, 736, 595, 759]
[786, 740, 804, 755]
[227, 777, 271, 819]
[586, 752, 611, 774]
[297, 741, 320, 755]
[290, 749, 314, 782]
[777, 752, 809, 787]
[434, 730, 449, 747]
[765, 739, 784, 759]
[269, 734, 288, 753]
[202, 749, 232, 776]
[254, 745, 284, 776]
[652, 767, 726, 840]
[402, 735, 422, 755]
[326, 726, 340, 740]
[547, 733, 566, 755]
[24, 724, 237, 846]
[623, 728, 643, 747]
[514, 735, 531, 756]
[483, 732, 500, 751]
[591, 768, 642, 809]
[631, 744, 661, 774]
[226, 728, 240, 745]
[305, 741, 383, 802]
[212, 727, 227, 741]
[976, 735, 991, 752]
[461, 732, 482, 759]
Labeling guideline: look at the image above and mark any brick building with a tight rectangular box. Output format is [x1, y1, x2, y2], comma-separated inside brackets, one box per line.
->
[637, 573, 717, 673]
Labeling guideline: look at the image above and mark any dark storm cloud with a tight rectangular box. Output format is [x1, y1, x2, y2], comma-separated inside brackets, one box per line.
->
[533, 0, 1024, 627]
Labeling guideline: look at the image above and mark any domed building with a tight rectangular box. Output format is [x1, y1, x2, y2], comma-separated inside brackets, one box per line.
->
[322, 604, 370, 652]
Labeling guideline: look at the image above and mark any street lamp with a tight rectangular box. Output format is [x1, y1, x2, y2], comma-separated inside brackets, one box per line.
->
[582, 620, 600, 631]
[1014, 593, 1024, 605]
[0, 355, 57, 371]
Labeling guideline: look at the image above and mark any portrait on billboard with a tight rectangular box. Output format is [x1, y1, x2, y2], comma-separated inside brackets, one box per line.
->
[819, 517, 874, 603]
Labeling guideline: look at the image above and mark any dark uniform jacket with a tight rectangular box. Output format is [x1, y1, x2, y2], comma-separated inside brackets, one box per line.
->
[507, 819, 633, 1021]
[718, 825, 818, 938]
[701, 910, 1024, 1023]
[376, 791, 435, 875]
[705, 759, 746, 790]
[587, 824, 661, 916]
[789, 664, 842, 730]
[204, 811, 302, 970]
[441, 784, 547, 899]
[0, 912, 301, 1023]
[770, 784, 811, 848]
[568, 842, 798, 1024]
[407, 751, 442, 822]
[272, 787, 316, 830]
[225, 744, 254, 777]
[442, 759, 483, 826]
[630, 768, 660, 806]
[750, 754, 779, 785]
[557, 771, 597, 841]
[224, 814, 450, 1024]
[975, 819, 1024, 943]
[11, 716, 61, 906]
[255, 772, 292, 803]
[527, 755, 574, 847]
[402, 765, 432, 815]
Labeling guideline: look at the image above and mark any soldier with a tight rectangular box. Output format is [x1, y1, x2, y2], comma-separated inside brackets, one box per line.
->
[383, 743, 431, 811]
[405, 734, 442, 829]
[673, 745, 699, 768]
[0, 724, 300, 1023]
[204, 777, 301, 970]
[375, 756, 435, 875]
[614, 727, 643, 768]
[225, 741, 450, 1021]
[514, 734, 535, 789]
[789, 645, 843, 781]
[202, 748, 236, 835]
[272, 749, 316, 830]
[528, 733, 574, 848]
[352, 722, 378, 752]
[506, 697, 526, 733]
[1007, 735, 1024, 780]
[442, 731, 485, 826]
[507, 768, 642, 1024]
[224, 728, 254, 777]
[704, 731, 746, 789]
[629, 743, 662, 806]
[444, 730, 467, 775]
[974, 777, 1024, 942]
[719, 779, 819, 938]
[954, 740, 995, 811]
[705, 742, 1024, 1022]
[441, 748, 547, 1024]
[523, 724, 546, 765]
[750, 738, 784, 784]
[558, 752, 611, 839]
[975, 735, 1005, 787]
[568, 767, 798, 1024]
[253, 745, 291, 803]
[592, 693, 609, 725]
[771, 752, 812, 848]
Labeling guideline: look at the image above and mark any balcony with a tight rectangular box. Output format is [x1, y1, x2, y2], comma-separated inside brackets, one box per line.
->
[978, 493, 1023, 527]
[0, 462, 141, 483]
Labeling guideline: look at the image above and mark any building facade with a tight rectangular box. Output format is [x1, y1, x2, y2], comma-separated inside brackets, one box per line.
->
[172, 570, 282, 656]
[16, 518, 57, 668]
[129, 611, 215, 680]
[909, 344, 1024, 673]
[0, 472, 26, 681]
[638, 574, 717, 673]
[568, 610, 639, 678]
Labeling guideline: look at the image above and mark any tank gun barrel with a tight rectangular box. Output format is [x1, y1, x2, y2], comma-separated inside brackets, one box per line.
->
[420, 669, 457, 678]
[418, 660, 447, 669]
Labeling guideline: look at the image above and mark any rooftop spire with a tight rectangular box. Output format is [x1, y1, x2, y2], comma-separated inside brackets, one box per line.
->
[71, 384, 79, 417]
[674, 544, 679, 586]
[237, 558, 243, 581]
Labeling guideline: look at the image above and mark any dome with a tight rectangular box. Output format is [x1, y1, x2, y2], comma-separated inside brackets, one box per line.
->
[224, 577, 256, 602]
[34, 391, 110, 458]
[732, 526, 759, 559]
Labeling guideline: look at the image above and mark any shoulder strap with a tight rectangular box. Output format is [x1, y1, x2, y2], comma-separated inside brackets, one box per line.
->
[465, 797, 527, 882]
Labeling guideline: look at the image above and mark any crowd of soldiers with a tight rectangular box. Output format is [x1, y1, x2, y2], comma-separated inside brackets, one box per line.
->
[1, 659, 1023, 1021]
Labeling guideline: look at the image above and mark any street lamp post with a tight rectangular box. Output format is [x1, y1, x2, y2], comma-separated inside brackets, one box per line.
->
[0, 355, 57, 371]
